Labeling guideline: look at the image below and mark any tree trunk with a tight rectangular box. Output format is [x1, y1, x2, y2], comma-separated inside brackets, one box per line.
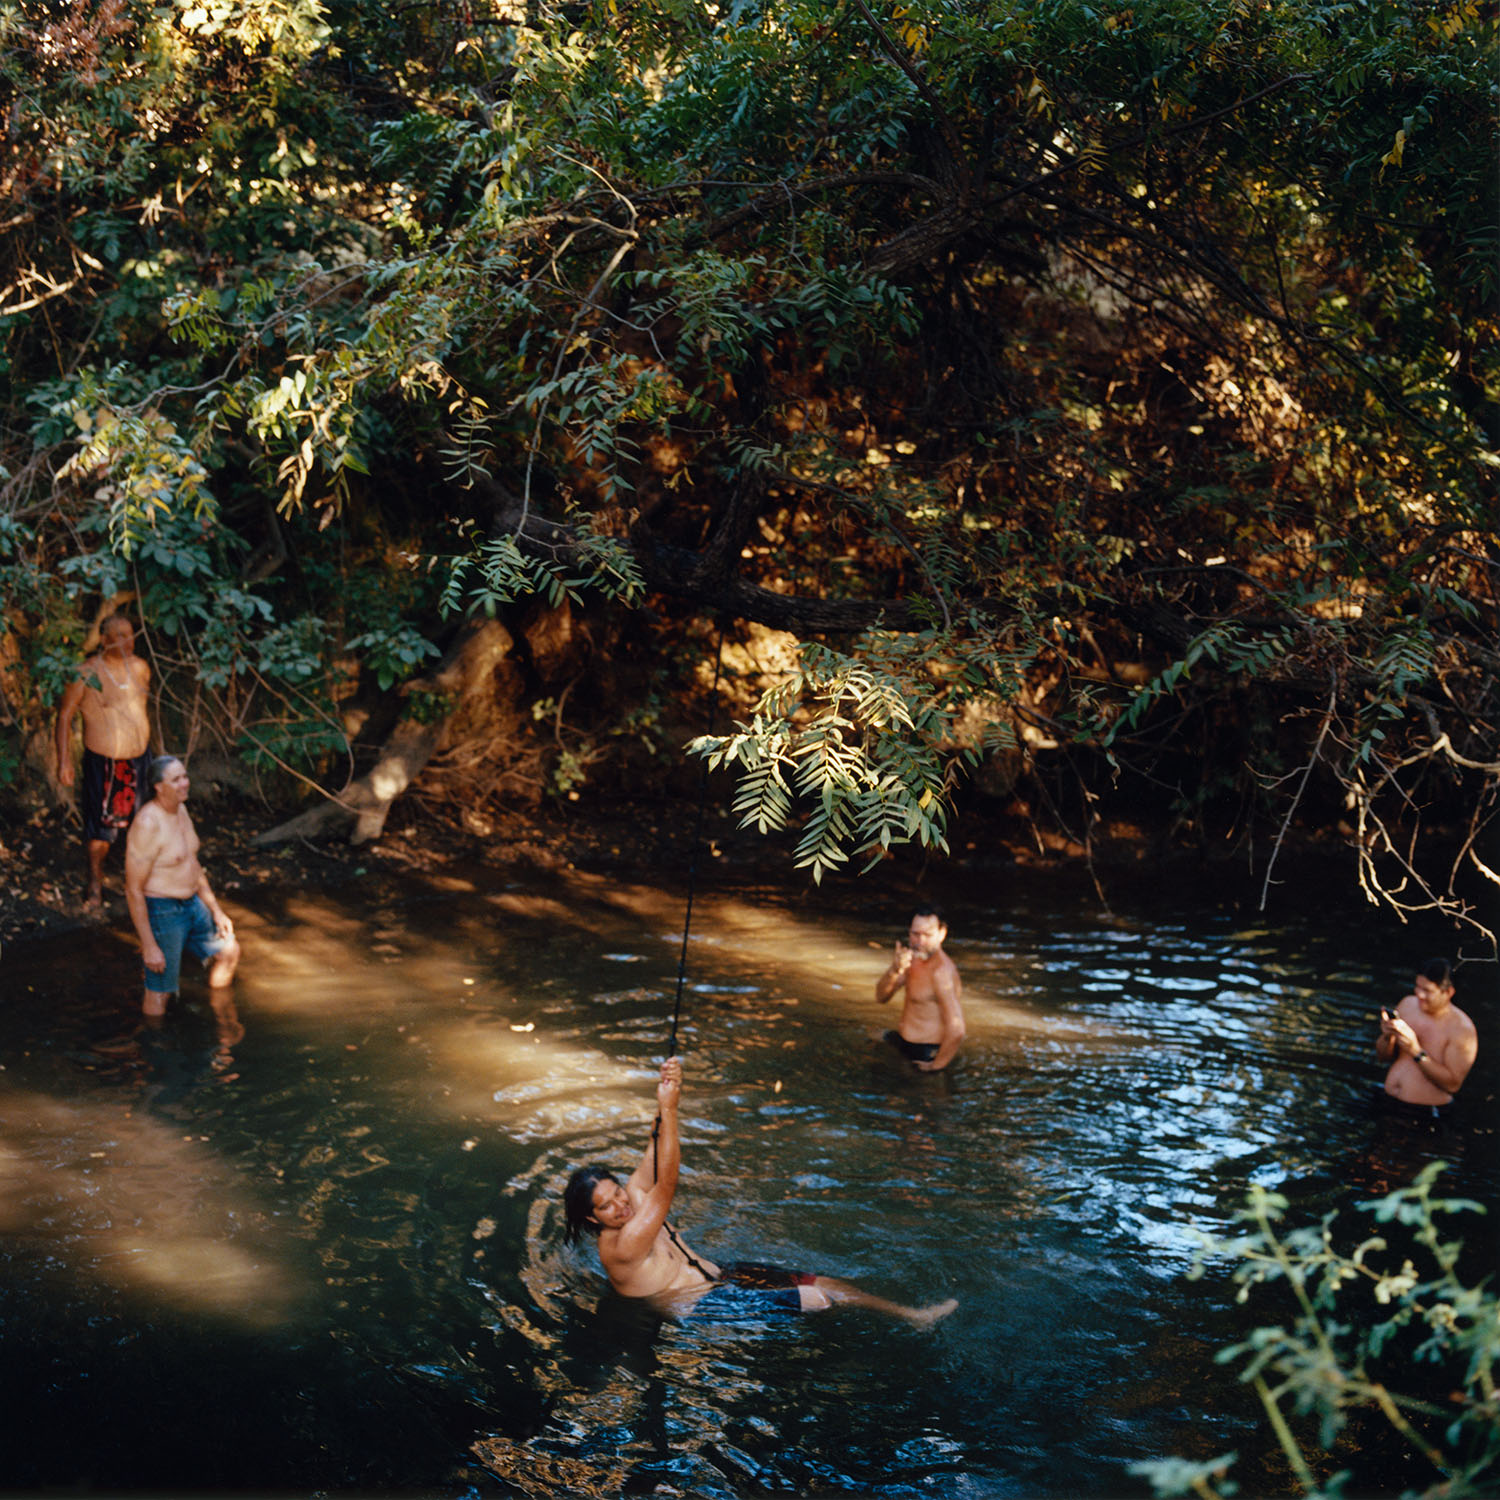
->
[256, 618, 517, 846]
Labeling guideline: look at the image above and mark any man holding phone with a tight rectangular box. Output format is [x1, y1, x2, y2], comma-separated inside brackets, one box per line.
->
[1376, 957, 1477, 1109]
[875, 904, 966, 1071]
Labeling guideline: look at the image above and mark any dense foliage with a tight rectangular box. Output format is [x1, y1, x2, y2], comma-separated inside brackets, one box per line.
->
[2, 0, 1495, 936]
[1135, 1164, 1498, 1499]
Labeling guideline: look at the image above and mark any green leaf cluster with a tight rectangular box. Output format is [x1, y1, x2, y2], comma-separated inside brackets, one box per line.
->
[1, 0, 1494, 924]
[693, 630, 1023, 881]
[1136, 1164, 1498, 1499]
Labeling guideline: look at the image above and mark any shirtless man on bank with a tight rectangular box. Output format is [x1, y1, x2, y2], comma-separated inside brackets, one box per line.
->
[1376, 957, 1477, 1109]
[875, 905, 966, 1071]
[563, 1058, 956, 1327]
[125, 756, 240, 1018]
[54, 612, 153, 908]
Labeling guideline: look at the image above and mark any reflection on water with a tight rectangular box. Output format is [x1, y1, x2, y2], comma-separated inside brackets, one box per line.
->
[0, 1082, 309, 1341]
[1, 861, 1494, 1495]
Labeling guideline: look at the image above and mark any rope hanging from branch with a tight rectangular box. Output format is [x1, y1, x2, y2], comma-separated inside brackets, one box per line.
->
[653, 619, 727, 1183]
[665, 619, 727, 1060]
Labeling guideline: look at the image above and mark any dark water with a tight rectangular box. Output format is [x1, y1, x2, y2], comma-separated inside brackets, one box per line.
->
[1, 857, 1495, 1497]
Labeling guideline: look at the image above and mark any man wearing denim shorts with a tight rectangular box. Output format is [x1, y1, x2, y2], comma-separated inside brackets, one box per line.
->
[124, 756, 240, 1017]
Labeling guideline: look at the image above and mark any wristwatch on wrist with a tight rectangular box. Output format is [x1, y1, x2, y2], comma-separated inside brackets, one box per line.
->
[1414, 1050, 1429, 1064]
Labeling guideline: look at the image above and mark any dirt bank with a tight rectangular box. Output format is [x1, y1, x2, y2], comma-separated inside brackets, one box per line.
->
[0, 778, 1366, 953]
[0, 796, 658, 949]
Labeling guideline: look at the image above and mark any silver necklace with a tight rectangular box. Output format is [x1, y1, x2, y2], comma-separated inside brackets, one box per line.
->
[97, 654, 133, 691]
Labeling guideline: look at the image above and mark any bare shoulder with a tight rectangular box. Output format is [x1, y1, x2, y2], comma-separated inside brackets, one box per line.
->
[131, 656, 151, 684]
[596, 1227, 633, 1275]
[128, 800, 167, 845]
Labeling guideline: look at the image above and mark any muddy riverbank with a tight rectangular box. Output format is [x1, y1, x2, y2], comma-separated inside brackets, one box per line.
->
[0, 777, 1386, 954]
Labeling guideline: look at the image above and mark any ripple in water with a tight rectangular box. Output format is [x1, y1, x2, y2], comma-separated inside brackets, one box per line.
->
[0, 872, 1493, 1498]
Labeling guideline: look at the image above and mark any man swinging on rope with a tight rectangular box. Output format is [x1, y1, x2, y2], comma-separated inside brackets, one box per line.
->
[563, 1058, 958, 1327]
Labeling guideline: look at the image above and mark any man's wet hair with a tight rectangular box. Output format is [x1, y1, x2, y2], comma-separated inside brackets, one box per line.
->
[1419, 957, 1453, 988]
[148, 754, 183, 794]
[100, 611, 134, 638]
[564, 1165, 620, 1245]
[912, 903, 946, 926]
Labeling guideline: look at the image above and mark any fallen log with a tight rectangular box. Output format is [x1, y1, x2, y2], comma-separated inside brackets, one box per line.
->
[256, 618, 517, 846]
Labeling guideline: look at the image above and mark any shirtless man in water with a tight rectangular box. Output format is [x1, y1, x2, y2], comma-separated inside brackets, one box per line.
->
[125, 756, 240, 1017]
[54, 612, 153, 908]
[1376, 957, 1477, 1108]
[563, 1058, 957, 1327]
[875, 905, 965, 1071]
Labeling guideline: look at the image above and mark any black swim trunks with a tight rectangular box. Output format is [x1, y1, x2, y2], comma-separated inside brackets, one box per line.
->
[81, 747, 153, 843]
[884, 1029, 940, 1065]
[693, 1262, 817, 1318]
[1369, 1084, 1451, 1126]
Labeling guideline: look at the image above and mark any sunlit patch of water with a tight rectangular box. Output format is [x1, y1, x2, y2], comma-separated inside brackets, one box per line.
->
[0, 1088, 309, 1328]
[1, 865, 1493, 1496]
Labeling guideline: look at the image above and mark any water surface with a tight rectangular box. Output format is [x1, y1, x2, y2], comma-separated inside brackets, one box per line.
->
[2, 858, 1494, 1495]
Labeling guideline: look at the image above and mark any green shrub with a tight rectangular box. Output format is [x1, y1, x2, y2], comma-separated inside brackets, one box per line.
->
[1133, 1164, 1497, 1499]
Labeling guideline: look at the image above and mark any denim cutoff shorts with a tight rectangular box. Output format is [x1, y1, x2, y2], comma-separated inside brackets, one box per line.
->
[144, 894, 226, 993]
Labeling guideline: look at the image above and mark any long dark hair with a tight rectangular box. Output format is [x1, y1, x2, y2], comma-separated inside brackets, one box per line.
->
[564, 1165, 619, 1245]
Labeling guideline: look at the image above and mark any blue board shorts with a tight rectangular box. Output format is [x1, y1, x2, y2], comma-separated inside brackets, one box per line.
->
[144, 895, 227, 994]
[692, 1263, 816, 1319]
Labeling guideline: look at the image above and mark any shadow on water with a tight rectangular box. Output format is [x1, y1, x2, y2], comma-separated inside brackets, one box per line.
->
[0, 858, 1495, 1495]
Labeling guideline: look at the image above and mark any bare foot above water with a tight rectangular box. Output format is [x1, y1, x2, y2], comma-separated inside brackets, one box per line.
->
[905, 1298, 959, 1329]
